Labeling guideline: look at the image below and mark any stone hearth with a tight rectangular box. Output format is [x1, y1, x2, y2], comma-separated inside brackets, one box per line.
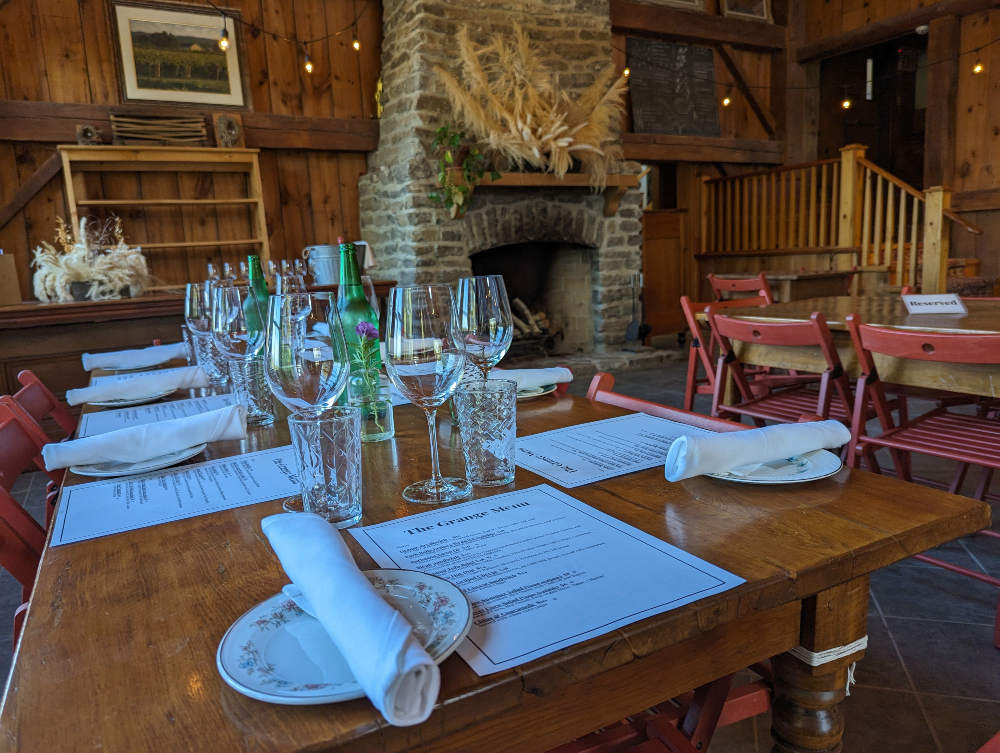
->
[358, 0, 642, 352]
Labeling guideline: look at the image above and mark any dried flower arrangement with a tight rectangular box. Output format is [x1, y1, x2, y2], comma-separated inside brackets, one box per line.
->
[32, 217, 152, 303]
[435, 23, 628, 187]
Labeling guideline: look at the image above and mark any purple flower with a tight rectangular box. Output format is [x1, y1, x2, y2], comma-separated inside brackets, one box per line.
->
[355, 321, 378, 341]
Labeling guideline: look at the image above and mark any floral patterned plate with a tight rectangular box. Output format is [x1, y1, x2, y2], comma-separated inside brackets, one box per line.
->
[216, 569, 471, 705]
[706, 448, 843, 484]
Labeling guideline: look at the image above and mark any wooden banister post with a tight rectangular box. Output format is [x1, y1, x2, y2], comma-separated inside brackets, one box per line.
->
[700, 176, 710, 255]
[922, 186, 951, 294]
[837, 144, 866, 271]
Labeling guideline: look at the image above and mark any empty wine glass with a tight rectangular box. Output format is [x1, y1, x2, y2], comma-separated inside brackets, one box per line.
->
[213, 286, 273, 426]
[455, 275, 514, 380]
[264, 293, 350, 417]
[360, 275, 380, 318]
[185, 281, 228, 386]
[275, 273, 308, 294]
[385, 284, 471, 504]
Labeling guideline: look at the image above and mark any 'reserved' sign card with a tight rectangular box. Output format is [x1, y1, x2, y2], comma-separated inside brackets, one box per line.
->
[902, 293, 968, 315]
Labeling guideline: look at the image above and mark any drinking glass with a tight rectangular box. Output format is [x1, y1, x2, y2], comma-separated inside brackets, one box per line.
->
[264, 293, 350, 417]
[185, 282, 228, 386]
[275, 274, 308, 294]
[385, 284, 472, 504]
[288, 408, 362, 528]
[454, 379, 517, 487]
[212, 286, 274, 427]
[361, 275, 380, 318]
[455, 275, 514, 380]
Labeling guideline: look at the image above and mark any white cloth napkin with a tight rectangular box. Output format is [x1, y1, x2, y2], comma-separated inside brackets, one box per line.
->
[66, 366, 210, 406]
[261, 513, 440, 726]
[42, 404, 246, 470]
[490, 367, 573, 391]
[82, 342, 189, 371]
[665, 420, 851, 482]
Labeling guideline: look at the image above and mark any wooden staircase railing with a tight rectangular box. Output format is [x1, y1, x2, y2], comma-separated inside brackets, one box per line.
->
[700, 144, 984, 293]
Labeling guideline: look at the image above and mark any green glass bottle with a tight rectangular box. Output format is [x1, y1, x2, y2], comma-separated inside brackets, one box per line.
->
[244, 254, 270, 337]
[337, 237, 381, 375]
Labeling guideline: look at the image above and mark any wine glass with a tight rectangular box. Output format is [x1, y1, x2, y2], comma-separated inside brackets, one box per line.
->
[264, 293, 350, 417]
[361, 275, 380, 318]
[455, 275, 514, 380]
[275, 273, 308, 294]
[385, 284, 472, 504]
[212, 285, 265, 359]
[185, 281, 229, 386]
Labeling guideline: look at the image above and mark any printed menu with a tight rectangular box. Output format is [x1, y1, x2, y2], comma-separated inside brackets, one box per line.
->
[351, 484, 743, 675]
[78, 394, 238, 437]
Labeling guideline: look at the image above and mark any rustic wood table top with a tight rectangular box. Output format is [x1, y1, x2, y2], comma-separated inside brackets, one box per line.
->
[0, 389, 989, 752]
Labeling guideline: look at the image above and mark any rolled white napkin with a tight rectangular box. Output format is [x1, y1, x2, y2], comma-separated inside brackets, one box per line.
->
[42, 404, 246, 470]
[82, 342, 189, 371]
[489, 367, 573, 392]
[66, 366, 210, 406]
[261, 513, 440, 726]
[665, 420, 851, 482]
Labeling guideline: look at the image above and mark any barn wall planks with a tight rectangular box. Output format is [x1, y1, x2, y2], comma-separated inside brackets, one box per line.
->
[0, 0, 381, 300]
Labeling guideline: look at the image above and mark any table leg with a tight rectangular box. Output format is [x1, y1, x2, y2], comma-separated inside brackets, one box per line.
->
[771, 576, 869, 753]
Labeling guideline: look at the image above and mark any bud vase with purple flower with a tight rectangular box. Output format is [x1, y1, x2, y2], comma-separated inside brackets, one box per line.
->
[347, 321, 394, 442]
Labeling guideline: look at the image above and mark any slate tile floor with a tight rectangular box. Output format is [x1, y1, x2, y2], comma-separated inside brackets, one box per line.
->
[3, 362, 997, 751]
[565, 363, 1000, 753]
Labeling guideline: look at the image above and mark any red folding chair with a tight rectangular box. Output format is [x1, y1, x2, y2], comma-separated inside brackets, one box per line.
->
[14, 370, 78, 439]
[0, 399, 65, 529]
[705, 309, 857, 428]
[707, 273, 774, 303]
[0, 485, 45, 649]
[845, 314, 1000, 648]
[568, 373, 774, 753]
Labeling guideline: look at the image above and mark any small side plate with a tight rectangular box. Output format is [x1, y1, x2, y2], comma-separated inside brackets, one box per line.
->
[706, 448, 843, 484]
[516, 383, 558, 402]
[108, 356, 174, 373]
[216, 569, 472, 706]
[88, 388, 177, 408]
[69, 443, 207, 478]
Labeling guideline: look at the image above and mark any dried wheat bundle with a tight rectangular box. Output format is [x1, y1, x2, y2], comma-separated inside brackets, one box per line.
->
[435, 24, 627, 187]
[32, 217, 152, 302]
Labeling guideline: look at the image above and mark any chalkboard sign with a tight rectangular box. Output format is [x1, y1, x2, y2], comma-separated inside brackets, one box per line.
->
[626, 38, 721, 138]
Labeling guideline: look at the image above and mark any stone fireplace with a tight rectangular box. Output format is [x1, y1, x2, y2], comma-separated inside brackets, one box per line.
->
[358, 0, 642, 353]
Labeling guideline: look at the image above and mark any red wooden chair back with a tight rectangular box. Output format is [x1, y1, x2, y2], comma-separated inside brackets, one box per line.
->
[0, 486, 45, 595]
[707, 273, 774, 303]
[706, 309, 852, 420]
[848, 317, 1000, 366]
[15, 370, 78, 438]
[679, 294, 771, 412]
[586, 373, 748, 433]
[0, 399, 64, 493]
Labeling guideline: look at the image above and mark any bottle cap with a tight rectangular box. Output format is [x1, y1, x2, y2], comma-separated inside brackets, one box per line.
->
[337, 236, 344, 244]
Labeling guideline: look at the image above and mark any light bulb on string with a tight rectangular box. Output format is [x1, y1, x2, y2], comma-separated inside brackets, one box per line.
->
[841, 87, 852, 109]
[722, 95, 731, 107]
[304, 53, 313, 73]
[974, 58, 984, 74]
[218, 26, 229, 51]
[353, 37, 361, 51]
[722, 85, 732, 107]
[623, 67, 630, 78]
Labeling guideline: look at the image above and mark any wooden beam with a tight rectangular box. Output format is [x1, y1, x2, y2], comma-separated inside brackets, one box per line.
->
[0, 153, 62, 230]
[610, 0, 786, 51]
[623, 133, 783, 164]
[0, 100, 379, 152]
[714, 43, 777, 138]
[923, 16, 960, 189]
[951, 188, 1000, 212]
[797, 0, 1000, 63]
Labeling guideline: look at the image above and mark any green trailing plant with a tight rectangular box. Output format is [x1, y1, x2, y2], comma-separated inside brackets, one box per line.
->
[428, 124, 501, 218]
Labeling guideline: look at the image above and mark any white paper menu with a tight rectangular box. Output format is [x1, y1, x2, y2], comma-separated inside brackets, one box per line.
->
[78, 394, 238, 437]
[51, 446, 300, 546]
[90, 366, 190, 385]
[351, 485, 743, 675]
[515, 413, 717, 488]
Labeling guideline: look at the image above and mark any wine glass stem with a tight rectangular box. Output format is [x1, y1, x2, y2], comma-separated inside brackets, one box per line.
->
[479, 365, 490, 381]
[425, 408, 443, 488]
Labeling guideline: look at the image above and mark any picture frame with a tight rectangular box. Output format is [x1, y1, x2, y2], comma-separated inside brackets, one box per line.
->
[110, 0, 249, 109]
[721, 0, 772, 23]
[640, 0, 706, 11]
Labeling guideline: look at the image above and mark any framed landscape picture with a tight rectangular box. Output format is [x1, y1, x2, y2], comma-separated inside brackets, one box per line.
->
[111, 1, 247, 107]
[721, 0, 771, 23]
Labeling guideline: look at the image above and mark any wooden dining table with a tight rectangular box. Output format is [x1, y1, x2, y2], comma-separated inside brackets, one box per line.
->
[714, 295, 1000, 399]
[0, 379, 990, 752]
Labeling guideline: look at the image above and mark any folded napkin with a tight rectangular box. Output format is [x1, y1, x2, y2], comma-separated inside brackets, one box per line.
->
[261, 513, 440, 726]
[66, 366, 210, 406]
[489, 367, 573, 392]
[665, 420, 851, 482]
[43, 404, 246, 470]
[82, 341, 189, 371]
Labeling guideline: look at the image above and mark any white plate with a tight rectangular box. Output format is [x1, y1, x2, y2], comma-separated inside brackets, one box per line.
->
[69, 443, 207, 478]
[108, 357, 175, 372]
[88, 389, 177, 408]
[706, 448, 843, 484]
[216, 569, 472, 706]
[516, 383, 558, 402]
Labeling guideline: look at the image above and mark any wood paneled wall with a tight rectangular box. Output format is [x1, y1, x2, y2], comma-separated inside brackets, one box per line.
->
[0, 0, 380, 300]
[804, 0, 930, 46]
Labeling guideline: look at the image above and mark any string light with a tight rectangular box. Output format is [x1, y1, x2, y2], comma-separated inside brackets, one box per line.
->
[623, 67, 630, 77]
[842, 96, 852, 109]
[304, 53, 313, 74]
[353, 37, 361, 51]
[218, 26, 229, 51]
[974, 57, 984, 74]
